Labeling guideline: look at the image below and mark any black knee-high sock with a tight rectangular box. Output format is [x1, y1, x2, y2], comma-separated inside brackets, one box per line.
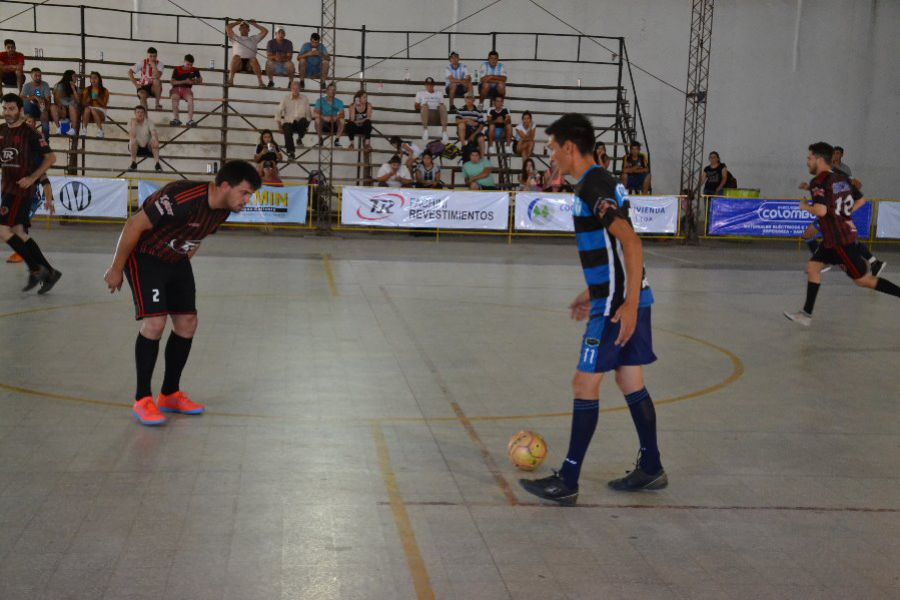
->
[135, 334, 160, 400]
[5, 235, 38, 271]
[625, 388, 662, 474]
[23, 238, 52, 270]
[803, 281, 820, 315]
[558, 399, 599, 489]
[160, 332, 193, 395]
[875, 278, 900, 298]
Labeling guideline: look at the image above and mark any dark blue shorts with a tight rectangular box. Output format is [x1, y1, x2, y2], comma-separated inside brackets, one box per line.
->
[577, 306, 656, 374]
[626, 172, 647, 192]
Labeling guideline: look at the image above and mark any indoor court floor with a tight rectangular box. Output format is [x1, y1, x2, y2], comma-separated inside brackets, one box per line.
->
[0, 228, 898, 600]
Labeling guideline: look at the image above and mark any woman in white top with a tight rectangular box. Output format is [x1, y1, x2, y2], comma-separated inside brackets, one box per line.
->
[514, 110, 536, 161]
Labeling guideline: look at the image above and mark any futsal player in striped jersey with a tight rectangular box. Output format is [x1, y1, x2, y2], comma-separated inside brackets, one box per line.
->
[520, 114, 667, 505]
[104, 161, 261, 425]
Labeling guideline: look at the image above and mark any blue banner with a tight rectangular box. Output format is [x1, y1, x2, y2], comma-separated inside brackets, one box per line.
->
[138, 180, 308, 224]
[707, 198, 873, 238]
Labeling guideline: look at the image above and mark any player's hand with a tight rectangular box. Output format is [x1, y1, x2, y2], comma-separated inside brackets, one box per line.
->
[611, 301, 638, 346]
[104, 267, 123, 293]
[798, 182, 809, 191]
[17, 176, 34, 189]
[568, 288, 591, 321]
[44, 197, 55, 215]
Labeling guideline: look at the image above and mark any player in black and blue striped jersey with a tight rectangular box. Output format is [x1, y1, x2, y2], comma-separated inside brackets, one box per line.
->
[519, 114, 667, 505]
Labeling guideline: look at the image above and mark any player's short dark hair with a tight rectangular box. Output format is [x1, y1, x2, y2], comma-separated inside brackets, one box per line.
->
[216, 160, 262, 190]
[545, 113, 595, 156]
[2, 93, 22, 107]
[388, 136, 403, 148]
[134, 105, 146, 112]
[311, 32, 320, 41]
[709, 151, 720, 160]
[3, 39, 14, 47]
[809, 141, 834, 163]
[488, 50, 499, 58]
[833, 145, 844, 153]
[388, 154, 401, 164]
[31, 67, 41, 73]
[522, 110, 532, 119]
[184, 54, 194, 63]
[630, 140, 641, 148]
[147, 47, 157, 54]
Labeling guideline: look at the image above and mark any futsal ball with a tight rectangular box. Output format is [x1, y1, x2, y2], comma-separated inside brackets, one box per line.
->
[507, 430, 548, 471]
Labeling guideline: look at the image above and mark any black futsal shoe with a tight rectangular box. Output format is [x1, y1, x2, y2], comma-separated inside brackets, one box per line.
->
[22, 265, 48, 292]
[519, 470, 578, 506]
[608, 454, 668, 492]
[38, 269, 62, 295]
[871, 259, 886, 277]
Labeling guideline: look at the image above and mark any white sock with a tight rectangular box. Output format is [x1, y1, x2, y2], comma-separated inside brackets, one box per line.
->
[422, 129, 429, 141]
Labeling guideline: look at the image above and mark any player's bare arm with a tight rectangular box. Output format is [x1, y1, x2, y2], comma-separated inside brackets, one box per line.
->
[105, 210, 153, 292]
[18, 151, 55, 189]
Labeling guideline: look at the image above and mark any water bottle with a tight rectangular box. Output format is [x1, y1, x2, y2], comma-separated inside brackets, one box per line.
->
[403, 68, 411, 82]
[99, 50, 104, 61]
[209, 59, 215, 69]
[577, 78, 582, 88]
[206, 163, 213, 174]
[33, 48, 38, 58]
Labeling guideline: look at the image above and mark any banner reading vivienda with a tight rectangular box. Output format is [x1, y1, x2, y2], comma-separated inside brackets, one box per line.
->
[707, 197, 873, 238]
[341, 186, 509, 230]
[138, 180, 308, 224]
[514, 193, 679, 234]
[31, 176, 127, 218]
[875, 201, 900, 239]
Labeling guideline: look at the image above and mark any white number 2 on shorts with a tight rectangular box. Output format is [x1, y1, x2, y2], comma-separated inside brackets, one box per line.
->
[152, 289, 160, 303]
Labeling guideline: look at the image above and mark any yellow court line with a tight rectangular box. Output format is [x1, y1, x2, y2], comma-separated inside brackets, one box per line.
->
[321, 254, 339, 297]
[371, 421, 435, 600]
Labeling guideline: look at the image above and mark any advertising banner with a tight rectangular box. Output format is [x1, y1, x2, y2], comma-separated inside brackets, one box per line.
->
[875, 202, 900, 239]
[707, 197, 873, 238]
[514, 193, 679, 234]
[31, 176, 128, 218]
[138, 180, 309, 224]
[341, 186, 509, 230]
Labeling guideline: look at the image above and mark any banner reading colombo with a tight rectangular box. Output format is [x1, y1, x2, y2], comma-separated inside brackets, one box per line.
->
[707, 197, 873, 238]
[514, 193, 680, 234]
[341, 186, 509, 230]
[138, 180, 309, 224]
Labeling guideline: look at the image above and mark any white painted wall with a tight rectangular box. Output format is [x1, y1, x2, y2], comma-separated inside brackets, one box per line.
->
[3, 0, 897, 195]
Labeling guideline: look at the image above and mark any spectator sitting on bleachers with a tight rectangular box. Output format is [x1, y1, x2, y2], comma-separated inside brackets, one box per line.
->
[21, 67, 51, 140]
[129, 47, 163, 110]
[313, 82, 345, 147]
[462, 149, 495, 190]
[542, 157, 565, 192]
[513, 110, 535, 161]
[445, 52, 471, 113]
[389, 136, 424, 173]
[51, 69, 79, 136]
[128, 105, 161, 172]
[0, 39, 25, 93]
[478, 51, 507, 107]
[266, 28, 295, 89]
[594, 142, 611, 170]
[415, 77, 449, 144]
[700, 151, 730, 196]
[621, 141, 651, 194]
[227, 19, 268, 87]
[519, 158, 541, 191]
[455, 95, 486, 159]
[169, 54, 202, 127]
[79, 71, 109, 139]
[275, 80, 312, 159]
[416, 152, 443, 188]
[486, 95, 511, 149]
[261, 162, 284, 187]
[254, 129, 283, 175]
[376, 154, 413, 188]
[346, 90, 373, 151]
[297, 33, 330, 89]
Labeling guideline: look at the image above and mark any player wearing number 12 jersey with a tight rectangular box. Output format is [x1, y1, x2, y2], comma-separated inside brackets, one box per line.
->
[104, 160, 261, 425]
[519, 114, 667, 506]
[785, 142, 900, 326]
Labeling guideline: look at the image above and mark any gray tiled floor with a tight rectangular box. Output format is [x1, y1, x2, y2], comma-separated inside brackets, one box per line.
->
[1, 229, 899, 599]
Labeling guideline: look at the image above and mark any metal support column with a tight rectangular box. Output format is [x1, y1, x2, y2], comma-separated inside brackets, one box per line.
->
[315, 0, 337, 229]
[679, 0, 715, 242]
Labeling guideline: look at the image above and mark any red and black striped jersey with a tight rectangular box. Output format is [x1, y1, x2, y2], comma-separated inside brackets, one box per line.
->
[809, 170, 862, 248]
[136, 180, 230, 262]
[0, 121, 51, 199]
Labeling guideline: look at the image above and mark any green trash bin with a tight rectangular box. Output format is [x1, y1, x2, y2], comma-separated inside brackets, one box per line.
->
[722, 188, 760, 198]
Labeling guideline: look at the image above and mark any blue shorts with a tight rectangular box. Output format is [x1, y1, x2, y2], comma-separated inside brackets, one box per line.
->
[490, 127, 505, 141]
[305, 62, 323, 78]
[577, 306, 656, 374]
[626, 173, 647, 192]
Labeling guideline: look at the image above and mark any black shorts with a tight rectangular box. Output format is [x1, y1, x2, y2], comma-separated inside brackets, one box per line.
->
[811, 243, 869, 280]
[239, 58, 256, 73]
[0, 191, 32, 228]
[137, 84, 158, 99]
[124, 252, 196, 320]
[445, 84, 467, 99]
[134, 144, 153, 158]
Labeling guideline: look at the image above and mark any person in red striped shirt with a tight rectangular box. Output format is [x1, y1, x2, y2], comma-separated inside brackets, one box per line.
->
[103, 161, 261, 425]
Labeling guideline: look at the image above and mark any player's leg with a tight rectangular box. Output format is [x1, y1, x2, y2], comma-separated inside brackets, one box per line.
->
[170, 90, 180, 124]
[785, 255, 826, 325]
[855, 243, 885, 276]
[836, 244, 900, 298]
[266, 60, 274, 86]
[228, 55, 241, 84]
[250, 58, 264, 86]
[150, 138, 161, 171]
[609, 366, 668, 490]
[157, 261, 204, 415]
[1, 195, 58, 291]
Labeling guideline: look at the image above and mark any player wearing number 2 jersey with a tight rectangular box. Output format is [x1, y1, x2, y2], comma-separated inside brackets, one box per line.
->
[785, 142, 900, 326]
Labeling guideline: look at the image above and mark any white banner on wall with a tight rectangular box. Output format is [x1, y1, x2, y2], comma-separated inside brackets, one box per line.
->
[341, 186, 509, 230]
[32, 176, 128, 218]
[139, 180, 309, 224]
[876, 202, 900, 239]
[514, 193, 679, 234]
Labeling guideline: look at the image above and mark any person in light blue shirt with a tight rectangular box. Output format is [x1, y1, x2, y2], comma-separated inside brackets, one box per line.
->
[312, 82, 344, 145]
[297, 32, 330, 89]
[478, 50, 507, 105]
[462, 149, 495, 189]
